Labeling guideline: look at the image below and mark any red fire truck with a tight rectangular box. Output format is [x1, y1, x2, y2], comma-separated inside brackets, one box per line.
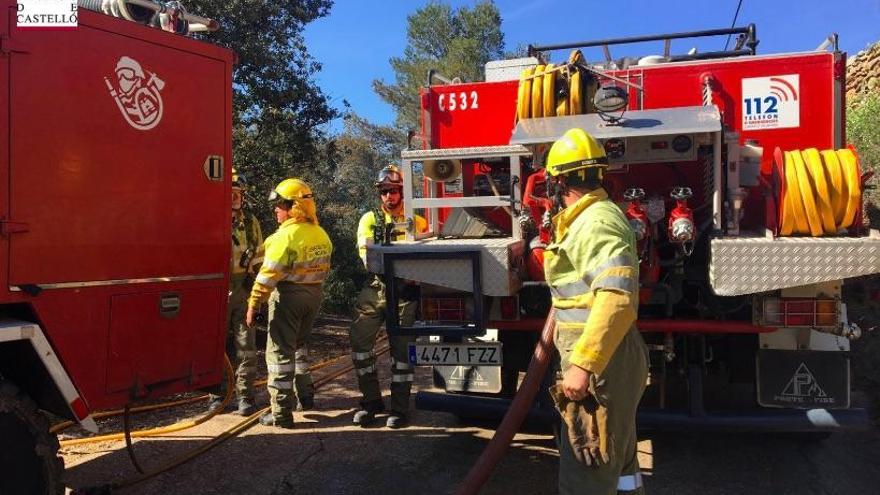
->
[368, 25, 876, 432]
[0, 2, 231, 492]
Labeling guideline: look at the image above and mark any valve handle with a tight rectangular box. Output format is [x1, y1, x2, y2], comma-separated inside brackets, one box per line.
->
[670, 186, 693, 200]
[623, 187, 646, 201]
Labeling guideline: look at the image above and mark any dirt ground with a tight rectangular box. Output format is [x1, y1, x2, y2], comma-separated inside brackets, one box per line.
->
[58, 316, 880, 495]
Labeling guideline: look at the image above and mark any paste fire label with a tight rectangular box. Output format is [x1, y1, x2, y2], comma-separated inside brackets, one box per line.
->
[741, 74, 800, 130]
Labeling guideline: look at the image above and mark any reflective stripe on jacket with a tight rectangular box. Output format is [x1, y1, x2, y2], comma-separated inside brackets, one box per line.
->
[356, 209, 428, 266]
[543, 188, 639, 375]
[248, 219, 333, 308]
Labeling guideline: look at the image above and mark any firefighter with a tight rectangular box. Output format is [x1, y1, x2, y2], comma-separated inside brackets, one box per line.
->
[543, 128, 649, 494]
[349, 164, 428, 429]
[208, 169, 264, 416]
[245, 178, 332, 429]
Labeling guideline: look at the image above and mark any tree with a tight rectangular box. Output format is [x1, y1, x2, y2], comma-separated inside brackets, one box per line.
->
[373, 1, 505, 131]
[186, 0, 339, 226]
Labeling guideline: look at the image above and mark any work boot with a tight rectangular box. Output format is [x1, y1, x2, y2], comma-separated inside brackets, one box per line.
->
[259, 412, 295, 429]
[236, 398, 256, 416]
[297, 396, 315, 411]
[353, 399, 385, 427]
[207, 396, 225, 414]
[386, 412, 408, 429]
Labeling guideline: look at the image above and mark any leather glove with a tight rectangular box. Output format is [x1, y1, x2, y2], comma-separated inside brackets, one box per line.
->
[550, 383, 610, 467]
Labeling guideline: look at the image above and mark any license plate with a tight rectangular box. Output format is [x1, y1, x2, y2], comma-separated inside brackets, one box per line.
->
[408, 342, 503, 366]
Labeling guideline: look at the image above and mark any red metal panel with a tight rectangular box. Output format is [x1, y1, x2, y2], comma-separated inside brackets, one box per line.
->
[1, 2, 9, 294]
[629, 52, 835, 154]
[424, 53, 836, 160]
[106, 287, 223, 394]
[8, 11, 229, 285]
[425, 81, 519, 148]
[0, 5, 232, 411]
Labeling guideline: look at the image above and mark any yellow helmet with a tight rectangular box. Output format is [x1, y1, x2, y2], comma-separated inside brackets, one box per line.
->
[231, 168, 247, 190]
[545, 128, 608, 177]
[269, 178, 313, 202]
[269, 178, 318, 224]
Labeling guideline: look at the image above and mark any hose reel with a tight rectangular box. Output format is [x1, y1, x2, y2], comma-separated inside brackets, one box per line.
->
[773, 147, 863, 236]
[516, 50, 599, 120]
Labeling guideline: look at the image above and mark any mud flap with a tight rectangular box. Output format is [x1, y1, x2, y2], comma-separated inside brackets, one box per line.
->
[433, 365, 502, 394]
[756, 349, 850, 408]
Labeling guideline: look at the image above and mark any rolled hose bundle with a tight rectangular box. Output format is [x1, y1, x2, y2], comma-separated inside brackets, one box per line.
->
[776, 147, 862, 236]
[516, 50, 598, 121]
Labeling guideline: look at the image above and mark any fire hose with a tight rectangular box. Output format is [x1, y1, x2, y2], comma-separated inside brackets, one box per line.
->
[70, 345, 390, 493]
[456, 309, 556, 495]
[53, 335, 388, 436]
[778, 147, 862, 236]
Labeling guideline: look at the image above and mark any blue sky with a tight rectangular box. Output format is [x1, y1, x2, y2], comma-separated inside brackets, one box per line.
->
[304, 0, 880, 133]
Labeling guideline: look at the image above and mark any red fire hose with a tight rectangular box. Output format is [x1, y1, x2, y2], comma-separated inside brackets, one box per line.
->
[456, 309, 556, 495]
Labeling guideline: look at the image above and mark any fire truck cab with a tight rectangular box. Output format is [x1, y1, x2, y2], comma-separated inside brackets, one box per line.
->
[367, 25, 876, 432]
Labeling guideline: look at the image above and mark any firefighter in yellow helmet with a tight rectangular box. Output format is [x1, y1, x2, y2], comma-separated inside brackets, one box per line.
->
[208, 169, 264, 416]
[245, 178, 333, 429]
[349, 164, 428, 428]
[543, 129, 649, 494]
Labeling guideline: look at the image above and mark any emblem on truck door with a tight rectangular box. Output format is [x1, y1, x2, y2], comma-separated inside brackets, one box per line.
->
[104, 56, 165, 131]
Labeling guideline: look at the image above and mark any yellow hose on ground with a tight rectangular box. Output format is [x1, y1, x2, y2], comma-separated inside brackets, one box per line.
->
[92, 345, 391, 493]
[56, 334, 390, 443]
[50, 346, 357, 435]
[779, 147, 863, 236]
[60, 357, 235, 447]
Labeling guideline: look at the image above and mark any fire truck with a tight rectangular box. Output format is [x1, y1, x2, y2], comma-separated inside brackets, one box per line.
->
[367, 25, 877, 432]
[0, 2, 231, 492]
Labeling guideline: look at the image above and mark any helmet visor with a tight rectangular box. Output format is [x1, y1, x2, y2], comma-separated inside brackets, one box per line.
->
[376, 168, 403, 187]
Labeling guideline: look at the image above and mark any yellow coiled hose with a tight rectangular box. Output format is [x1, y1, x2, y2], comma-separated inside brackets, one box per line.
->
[516, 49, 596, 120]
[779, 148, 861, 236]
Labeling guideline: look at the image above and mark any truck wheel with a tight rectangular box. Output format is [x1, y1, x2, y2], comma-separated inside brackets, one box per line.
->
[0, 381, 64, 495]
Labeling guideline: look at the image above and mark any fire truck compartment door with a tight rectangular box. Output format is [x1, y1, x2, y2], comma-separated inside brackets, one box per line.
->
[106, 288, 224, 394]
[7, 24, 228, 286]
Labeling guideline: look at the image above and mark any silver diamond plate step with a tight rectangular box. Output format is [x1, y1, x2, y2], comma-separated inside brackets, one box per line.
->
[710, 234, 880, 296]
[366, 238, 524, 297]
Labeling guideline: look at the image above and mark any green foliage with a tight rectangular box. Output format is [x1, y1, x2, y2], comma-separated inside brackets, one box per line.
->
[847, 92, 880, 174]
[373, 1, 505, 131]
[185, 0, 339, 228]
[847, 93, 880, 226]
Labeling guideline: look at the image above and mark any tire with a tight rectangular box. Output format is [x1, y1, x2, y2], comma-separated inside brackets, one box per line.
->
[0, 381, 64, 495]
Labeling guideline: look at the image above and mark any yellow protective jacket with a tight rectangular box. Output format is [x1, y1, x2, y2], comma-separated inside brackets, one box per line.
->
[356, 208, 428, 267]
[248, 219, 333, 308]
[544, 188, 639, 376]
[231, 210, 264, 283]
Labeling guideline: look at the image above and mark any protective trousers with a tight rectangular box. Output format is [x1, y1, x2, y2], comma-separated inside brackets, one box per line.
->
[268, 289, 314, 404]
[212, 278, 257, 402]
[554, 327, 649, 495]
[266, 282, 322, 423]
[349, 280, 417, 415]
